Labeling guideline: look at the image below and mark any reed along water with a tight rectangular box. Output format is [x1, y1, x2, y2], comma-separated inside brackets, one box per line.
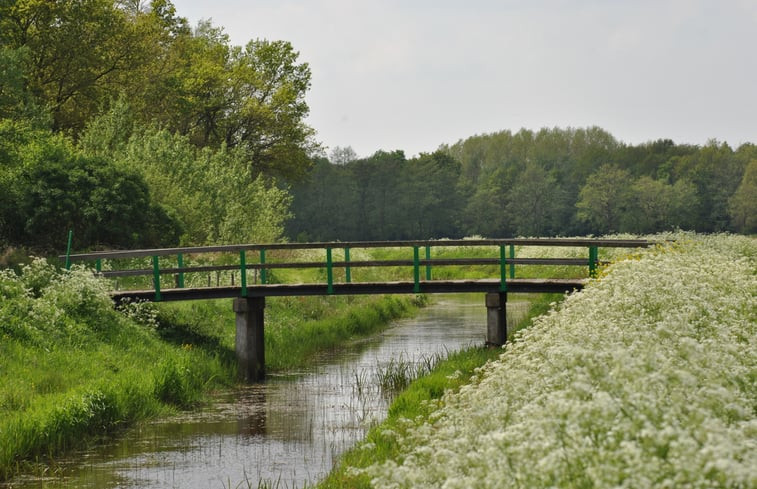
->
[6, 295, 529, 489]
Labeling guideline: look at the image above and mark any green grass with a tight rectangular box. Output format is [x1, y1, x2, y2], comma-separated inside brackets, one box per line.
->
[315, 292, 562, 489]
[0, 256, 425, 482]
[0, 263, 233, 480]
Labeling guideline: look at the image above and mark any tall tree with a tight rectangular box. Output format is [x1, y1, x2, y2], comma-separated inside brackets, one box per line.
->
[222, 39, 315, 179]
[0, 0, 149, 132]
[505, 163, 567, 236]
[671, 141, 743, 232]
[401, 152, 462, 238]
[575, 165, 633, 234]
[729, 160, 757, 233]
[626, 176, 699, 233]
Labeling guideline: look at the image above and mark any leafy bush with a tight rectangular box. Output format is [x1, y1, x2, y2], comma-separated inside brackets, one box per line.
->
[0, 123, 181, 252]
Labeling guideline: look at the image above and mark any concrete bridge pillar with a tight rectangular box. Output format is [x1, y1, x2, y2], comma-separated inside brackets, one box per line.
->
[486, 292, 507, 346]
[233, 297, 265, 382]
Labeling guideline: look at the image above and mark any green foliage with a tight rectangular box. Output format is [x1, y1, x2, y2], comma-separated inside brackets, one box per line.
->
[626, 176, 699, 233]
[78, 94, 136, 157]
[576, 165, 633, 234]
[289, 128, 752, 241]
[114, 124, 292, 245]
[669, 140, 745, 232]
[1, 0, 315, 184]
[288, 150, 463, 241]
[729, 159, 757, 233]
[0, 47, 44, 123]
[1, 0, 754, 250]
[0, 0, 149, 132]
[505, 162, 569, 236]
[0, 125, 180, 251]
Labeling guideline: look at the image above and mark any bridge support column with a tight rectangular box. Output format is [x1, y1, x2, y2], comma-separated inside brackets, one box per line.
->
[233, 297, 265, 382]
[486, 292, 507, 346]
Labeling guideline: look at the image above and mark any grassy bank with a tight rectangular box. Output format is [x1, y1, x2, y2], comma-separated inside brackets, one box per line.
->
[0, 260, 233, 480]
[0, 258, 423, 482]
[316, 292, 562, 489]
[343, 234, 756, 488]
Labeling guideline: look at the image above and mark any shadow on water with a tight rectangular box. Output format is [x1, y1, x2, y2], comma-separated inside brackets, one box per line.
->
[5, 295, 530, 489]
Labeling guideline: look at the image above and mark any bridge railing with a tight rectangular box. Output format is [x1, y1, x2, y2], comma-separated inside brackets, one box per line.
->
[62, 238, 652, 302]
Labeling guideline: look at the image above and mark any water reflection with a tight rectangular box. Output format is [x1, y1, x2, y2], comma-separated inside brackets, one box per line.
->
[5, 296, 529, 489]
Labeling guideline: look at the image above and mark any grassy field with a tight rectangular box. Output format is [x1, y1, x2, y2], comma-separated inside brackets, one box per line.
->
[327, 234, 756, 488]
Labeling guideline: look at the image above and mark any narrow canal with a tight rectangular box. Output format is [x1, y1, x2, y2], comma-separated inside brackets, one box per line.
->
[8, 295, 529, 489]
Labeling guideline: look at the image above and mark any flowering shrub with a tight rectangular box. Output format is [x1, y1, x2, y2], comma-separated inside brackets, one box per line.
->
[0, 258, 122, 346]
[361, 234, 756, 488]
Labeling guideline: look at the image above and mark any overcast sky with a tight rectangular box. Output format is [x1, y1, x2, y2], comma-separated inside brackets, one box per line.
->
[171, 0, 757, 158]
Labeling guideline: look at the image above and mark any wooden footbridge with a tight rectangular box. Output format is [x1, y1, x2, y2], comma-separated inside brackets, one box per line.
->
[63, 238, 651, 382]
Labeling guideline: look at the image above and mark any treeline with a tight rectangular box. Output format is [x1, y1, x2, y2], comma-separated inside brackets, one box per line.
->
[288, 127, 757, 240]
[0, 0, 313, 253]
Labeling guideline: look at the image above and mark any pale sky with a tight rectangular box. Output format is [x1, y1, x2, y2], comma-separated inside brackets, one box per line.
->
[171, 0, 757, 158]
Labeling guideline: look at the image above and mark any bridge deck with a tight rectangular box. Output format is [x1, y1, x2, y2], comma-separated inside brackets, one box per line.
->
[111, 278, 587, 303]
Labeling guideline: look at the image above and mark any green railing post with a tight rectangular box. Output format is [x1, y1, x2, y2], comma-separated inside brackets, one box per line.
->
[425, 245, 432, 280]
[509, 244, 515, 279]
[95, 259, 102, 274]
[326, 247, 334, 294]
[344, 247, 351, 283]
[589, 246, 599, 278]
[260, 249, 267, 284]
[240, 250, 247, 297]
[413, 246, 420, 293]
[65, 230, 73, 270]
[499, 245, 507, 292]
[152, 255, 162, 302]
[177, 253, 185, 288]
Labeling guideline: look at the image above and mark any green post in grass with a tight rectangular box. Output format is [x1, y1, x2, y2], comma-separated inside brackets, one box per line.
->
[65, 230, 73, 270]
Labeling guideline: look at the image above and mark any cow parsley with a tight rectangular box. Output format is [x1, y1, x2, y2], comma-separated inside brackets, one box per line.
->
[362, 234, 756, 488]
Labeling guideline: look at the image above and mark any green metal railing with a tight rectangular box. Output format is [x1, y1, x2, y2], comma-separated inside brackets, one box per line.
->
[62, 238, 651, 302]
